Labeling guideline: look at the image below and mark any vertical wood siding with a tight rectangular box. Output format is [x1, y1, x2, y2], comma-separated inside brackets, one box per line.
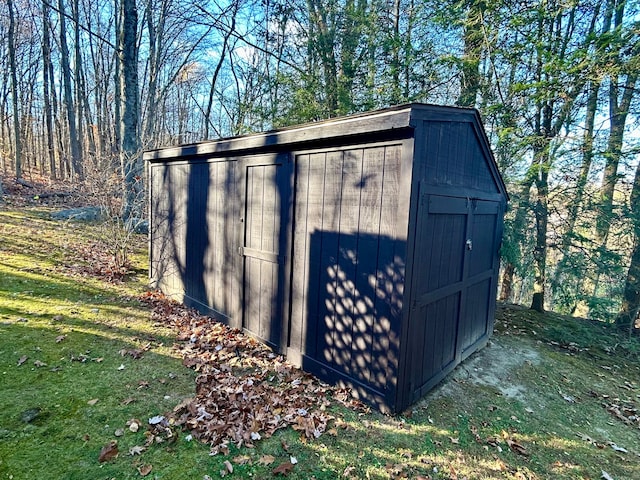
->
[290, 144, 402, 396]
[408, 192, 502, 402]
[240, 159, 289, 347]
[150, 160, 239, 321]
[422, 121, 498, 193]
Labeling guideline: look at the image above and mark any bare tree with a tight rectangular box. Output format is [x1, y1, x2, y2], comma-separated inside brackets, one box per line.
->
[58, 0, 83, 179]
[118, 0, 142, 220]
[7, 0, 22, 179]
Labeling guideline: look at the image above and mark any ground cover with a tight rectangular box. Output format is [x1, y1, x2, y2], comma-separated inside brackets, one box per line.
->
[1, 203, 640, 479]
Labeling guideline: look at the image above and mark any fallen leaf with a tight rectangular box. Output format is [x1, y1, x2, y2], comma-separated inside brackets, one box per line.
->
[343, 465, 356, 477]
[120, 349, 144, 359]
[55, 335, 67, 343]
[114, 428, 124, 437]
[222, 460, 233, 474]
[259, 454, 275, 466]
[129, 421, 140, 433]
[138, 464, 152, 476]
[98, 440, 119, 462]
[290, 456, 298, 465]
[609, 443, 628, 453]
[506, 438, 528, 456]
[273, 461, 295, 476]
[149, 415, 166, 425]
[385, 463, 407, 477]
[601, 470, 614, 480]
[17, 355, 28, 366]
[118, 364, 125, 370]
[449, 437, 459, 444]
[449, 464, 458, 480]
[129, 445, 145, 455]
[33, 360, 47, 367]
[87, 398, 99, 406]
[233, 455, 251, 465]
[121, 397, 136, 405]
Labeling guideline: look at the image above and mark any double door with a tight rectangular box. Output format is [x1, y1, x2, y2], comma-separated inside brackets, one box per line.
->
[409, 191, 503, 400]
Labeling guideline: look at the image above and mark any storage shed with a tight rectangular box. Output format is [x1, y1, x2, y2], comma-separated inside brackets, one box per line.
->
[145, 103, 508, 413]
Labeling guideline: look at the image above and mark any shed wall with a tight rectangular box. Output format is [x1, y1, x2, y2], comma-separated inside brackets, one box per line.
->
[150, 159, 240, 321]
[288, 143, 407, 404]
[399, 118, 505, 407]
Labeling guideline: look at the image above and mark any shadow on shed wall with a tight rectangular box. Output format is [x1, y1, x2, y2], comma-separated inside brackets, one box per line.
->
[150, 160, 240, 324]
[184, 162, 210, 307]
[301, 231, 405, 408]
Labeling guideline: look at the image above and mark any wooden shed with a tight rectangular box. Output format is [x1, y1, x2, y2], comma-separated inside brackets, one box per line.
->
[145, 103, 508, 413]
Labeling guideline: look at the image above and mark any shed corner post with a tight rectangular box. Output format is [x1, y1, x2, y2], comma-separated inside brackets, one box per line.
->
[393, 129, 422, 413]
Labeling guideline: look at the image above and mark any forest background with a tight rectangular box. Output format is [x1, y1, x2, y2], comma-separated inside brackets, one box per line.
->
[1, 0, 639, 330]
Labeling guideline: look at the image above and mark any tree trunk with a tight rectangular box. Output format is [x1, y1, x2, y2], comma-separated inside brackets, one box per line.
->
[617, 238, 640, 334]
[42, 0, 57, 180]
[564, 79, 599, 242]
[307, 0, 338, 116]
[457, 0, 484, 107]
[616, 157, 640, 334]
[119, 0, 142, 220]
[595, 0, 635, 244]
[202, 4, 237, 139]
[531, 161, 549, 313]
[7, 0, 22, 180]
[499, 262, 515, 302]
[550, 79, 600, 303]
[58, 0, 83, 180]
[73, 0, 85, 165]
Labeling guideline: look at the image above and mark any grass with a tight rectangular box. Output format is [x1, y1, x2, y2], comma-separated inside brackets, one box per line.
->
[1, 207, 640, 479]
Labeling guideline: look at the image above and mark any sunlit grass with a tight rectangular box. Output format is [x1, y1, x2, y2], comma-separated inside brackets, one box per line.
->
[1, 207, 640, 479]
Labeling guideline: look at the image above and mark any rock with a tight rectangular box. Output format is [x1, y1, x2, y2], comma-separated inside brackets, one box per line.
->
[21, 407, 41, 423]
[51, 207, 104, 222]
[125, 217, 149, 234]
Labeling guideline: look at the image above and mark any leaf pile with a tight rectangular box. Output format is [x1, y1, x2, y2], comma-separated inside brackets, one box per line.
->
[141, 291, 356, 454]
[64, 240, 131, 282]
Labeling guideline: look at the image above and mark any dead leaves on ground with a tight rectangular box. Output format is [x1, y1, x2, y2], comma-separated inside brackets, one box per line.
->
[141, 290, 356, 455]
[589, 385, 640, 431]
[272, 461, 295, 476]
[98, 440, 119, 462]
[64, 240, 132, 283]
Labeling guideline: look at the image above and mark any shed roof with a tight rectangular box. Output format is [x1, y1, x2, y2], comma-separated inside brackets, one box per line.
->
[143, 103, 507, 198]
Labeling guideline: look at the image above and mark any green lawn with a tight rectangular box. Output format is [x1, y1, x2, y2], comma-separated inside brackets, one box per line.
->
[1, 207, 639, 479]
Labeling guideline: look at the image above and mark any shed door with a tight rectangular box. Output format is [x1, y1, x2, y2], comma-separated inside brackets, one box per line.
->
[239, 154, 292, 350]
[409, 192, 502, 400]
